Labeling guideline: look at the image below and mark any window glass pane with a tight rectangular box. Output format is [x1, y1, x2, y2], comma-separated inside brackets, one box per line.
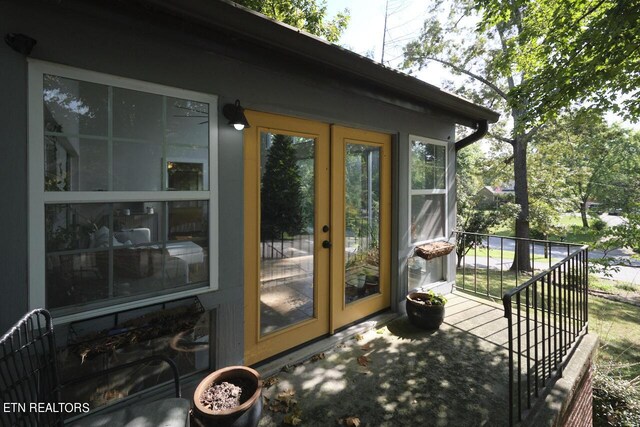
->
[113, 140, 162, 191]
[411, 194, 445, 242]
[46, 252, 109, 309]
[112, 88, 163, 141]
[45, 136, 109, 191]
[166, 97, 209, 146]
[57, 299, 211, 412]
[166, 144, 209, 191]
[43, 76, 210, 192]
[46, 204, 111, 252]
[411, 140, 446, 190]
[167, 201, 209, 285]
[44, 74, 108, 137]
[409, 256, 445, 288]
[45, 201, 209, 311]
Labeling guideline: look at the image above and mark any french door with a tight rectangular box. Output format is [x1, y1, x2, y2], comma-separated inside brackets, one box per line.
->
[243, 112, 391, 365]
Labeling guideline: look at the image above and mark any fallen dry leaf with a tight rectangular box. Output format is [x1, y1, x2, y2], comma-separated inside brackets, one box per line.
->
[354, 333, 364, 341]
[277, 389, 297, 408]
[339, 416, 361, 426]
[360, 343, 372, 351]
[284, 411, 303, 425]
[357, 355, 370, 368]
[310, 352, 325, 362]
[263, 376, 279, 388]
[346, 416, 361, 426]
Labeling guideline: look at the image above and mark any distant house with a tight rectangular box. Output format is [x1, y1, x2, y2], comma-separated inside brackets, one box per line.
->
[476, 185, 515, 207]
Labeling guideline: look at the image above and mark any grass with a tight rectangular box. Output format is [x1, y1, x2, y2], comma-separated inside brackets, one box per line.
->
[589, 296, 640, 380]
[456, 267, 536, 299]
[466, 247, 558, 264]
[557, 213, 584, 228]
[590, 276, 639, 294]
[549, 225, 603, 245]
[486, 213, 605, 246]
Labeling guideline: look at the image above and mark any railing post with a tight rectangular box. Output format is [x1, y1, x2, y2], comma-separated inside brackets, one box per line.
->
[503, 294, 514, 426]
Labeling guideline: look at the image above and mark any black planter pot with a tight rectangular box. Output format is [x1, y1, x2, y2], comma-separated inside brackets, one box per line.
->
[193, 366, 263, 427]
[406, 292, 446, 330]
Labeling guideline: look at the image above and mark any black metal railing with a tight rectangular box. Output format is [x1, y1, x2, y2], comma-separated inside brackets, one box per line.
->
[502, 245, 589, 425]
[454, 231, 584, 300]
[453, 232, 590, 425]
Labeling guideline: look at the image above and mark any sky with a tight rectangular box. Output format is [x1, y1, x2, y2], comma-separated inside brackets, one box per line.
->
[325, 0, 639, 130]
[325, 0, 450, 87]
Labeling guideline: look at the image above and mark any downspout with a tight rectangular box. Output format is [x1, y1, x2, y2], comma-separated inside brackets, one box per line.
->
[455, 120, 488, 151]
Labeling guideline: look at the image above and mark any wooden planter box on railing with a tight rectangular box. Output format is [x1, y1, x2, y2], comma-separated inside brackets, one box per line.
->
[414, 242, 455, 260]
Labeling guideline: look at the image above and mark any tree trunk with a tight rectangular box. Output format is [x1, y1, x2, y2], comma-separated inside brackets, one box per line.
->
[580, 201, 589, 228]
[511, 137, 532, 272]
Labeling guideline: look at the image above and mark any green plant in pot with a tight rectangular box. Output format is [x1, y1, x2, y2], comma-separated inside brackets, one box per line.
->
[406, 290, 448, 330]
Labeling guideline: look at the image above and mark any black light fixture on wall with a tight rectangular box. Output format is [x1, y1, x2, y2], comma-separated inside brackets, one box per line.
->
[5, 33, 37, 55]
[222, 99, 251, 131]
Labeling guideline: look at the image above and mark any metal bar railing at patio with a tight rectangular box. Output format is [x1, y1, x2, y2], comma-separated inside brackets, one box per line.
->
[454, 231, 584, 301]
[502, 245, 589, 426]
[453, 231, 590, 425]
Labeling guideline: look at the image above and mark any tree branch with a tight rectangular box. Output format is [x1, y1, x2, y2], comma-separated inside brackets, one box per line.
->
[423, 56, 509, 101]
[489, 133, 515, 145]
[522, 124, 545, 143]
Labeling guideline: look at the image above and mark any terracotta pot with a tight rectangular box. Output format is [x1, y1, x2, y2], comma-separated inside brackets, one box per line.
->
[406, 292, 446, 330]
[193, 366, 262, 427]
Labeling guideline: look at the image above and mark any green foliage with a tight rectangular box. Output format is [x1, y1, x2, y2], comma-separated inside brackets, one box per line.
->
[455, 144, 520, 265]
[604, 214, 640, 253]
[261, 134, 305, 240]
[409, 290, 448, 306]
[476, 0, 640, 125]
[402, 0, 537, 271]
[233, 0, 349, 43]
[530, 109, 637, 229]
[592, 218, 607, 232]
[593, 367, 640, 427]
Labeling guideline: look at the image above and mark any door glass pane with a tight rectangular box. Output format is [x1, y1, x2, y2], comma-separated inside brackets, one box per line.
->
[345, 143, 381, 304]
[259, 132, 315, 336]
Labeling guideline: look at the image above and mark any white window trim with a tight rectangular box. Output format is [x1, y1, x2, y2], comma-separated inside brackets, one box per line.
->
[408, 135, 449, 247]
[28, 59, 219, 324]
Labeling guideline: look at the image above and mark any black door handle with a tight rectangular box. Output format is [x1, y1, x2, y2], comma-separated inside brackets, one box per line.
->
[322, 240, 332, 249]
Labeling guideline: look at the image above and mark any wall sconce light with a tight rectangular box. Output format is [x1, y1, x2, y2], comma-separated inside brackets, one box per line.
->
[222, 99, 251, 131]
[4, 33, 37, 55]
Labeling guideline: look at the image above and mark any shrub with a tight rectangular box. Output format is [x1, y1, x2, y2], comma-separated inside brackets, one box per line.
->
[593, 365, 640, 426]
[592, 218, 607, 232]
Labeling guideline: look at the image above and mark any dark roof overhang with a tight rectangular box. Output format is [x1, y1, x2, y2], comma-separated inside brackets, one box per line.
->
[129, 0, 500, 127]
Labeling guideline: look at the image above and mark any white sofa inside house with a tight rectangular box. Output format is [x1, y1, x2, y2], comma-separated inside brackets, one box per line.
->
[90, 226, 204, 284]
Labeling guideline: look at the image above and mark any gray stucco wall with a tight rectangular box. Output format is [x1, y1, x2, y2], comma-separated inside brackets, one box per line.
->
[0, 0, 459, 366]
[0, 36, 29, 333]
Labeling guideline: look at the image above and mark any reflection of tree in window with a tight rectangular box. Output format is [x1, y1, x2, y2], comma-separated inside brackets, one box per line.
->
[260, 134, 304, 244]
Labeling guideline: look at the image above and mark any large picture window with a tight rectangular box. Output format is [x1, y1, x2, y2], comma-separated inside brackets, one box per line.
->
[409, 137, 447, 243]
[29, 61, 218, 321]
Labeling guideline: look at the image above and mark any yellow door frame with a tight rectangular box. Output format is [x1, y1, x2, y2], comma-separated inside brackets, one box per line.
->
[330, 125, 392, 332]
[243, 110, 331, 365]
[243, 113, 392, 364]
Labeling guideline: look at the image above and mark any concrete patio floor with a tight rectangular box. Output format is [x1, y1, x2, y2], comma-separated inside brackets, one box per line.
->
[257, 291, 512, 426]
